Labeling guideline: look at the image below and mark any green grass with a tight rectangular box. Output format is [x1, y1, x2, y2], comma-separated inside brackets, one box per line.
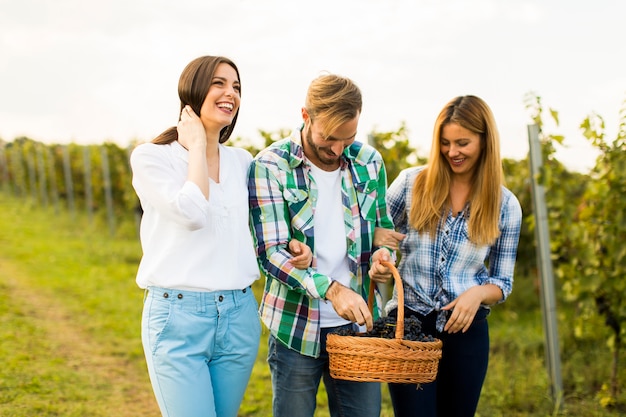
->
[0, 195, 624, 416]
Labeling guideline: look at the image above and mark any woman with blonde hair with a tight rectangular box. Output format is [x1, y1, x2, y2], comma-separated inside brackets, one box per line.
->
[380, 95, 522, 416]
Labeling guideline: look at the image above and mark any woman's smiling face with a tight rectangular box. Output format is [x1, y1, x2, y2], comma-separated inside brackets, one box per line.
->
[199, 62, 241, 132]
[440, 122, 483, 179]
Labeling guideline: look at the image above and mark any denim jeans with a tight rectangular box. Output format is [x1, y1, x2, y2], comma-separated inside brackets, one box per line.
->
[268, 324, 381, 417]
[142, 286, 261, 417]
[388, 307, 490, 417]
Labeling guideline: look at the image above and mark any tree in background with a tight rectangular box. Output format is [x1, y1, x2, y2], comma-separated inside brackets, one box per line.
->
[366, 122, 425, 183]
[526, 92, 626, 406]
[563, 102, 626, 404]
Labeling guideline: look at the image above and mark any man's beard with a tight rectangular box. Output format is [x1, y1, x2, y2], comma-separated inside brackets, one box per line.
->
[304, 126, 340, 169]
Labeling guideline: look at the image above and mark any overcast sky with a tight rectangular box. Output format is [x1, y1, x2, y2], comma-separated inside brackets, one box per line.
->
[1, 0, 624, 172]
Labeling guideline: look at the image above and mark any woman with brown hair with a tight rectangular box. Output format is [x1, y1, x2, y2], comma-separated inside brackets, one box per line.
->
[130, 55, 310, 417]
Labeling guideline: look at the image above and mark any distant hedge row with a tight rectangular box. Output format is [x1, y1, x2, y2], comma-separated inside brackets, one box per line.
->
[0, 137, 140, 235]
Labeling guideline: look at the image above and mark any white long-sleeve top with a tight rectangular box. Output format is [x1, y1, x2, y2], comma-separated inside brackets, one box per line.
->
[130, 140, 259, 291]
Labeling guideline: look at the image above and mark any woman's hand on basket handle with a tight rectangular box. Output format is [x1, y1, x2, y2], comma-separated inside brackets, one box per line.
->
[325, 281, 374, 331]
[368, 248, 396, 284]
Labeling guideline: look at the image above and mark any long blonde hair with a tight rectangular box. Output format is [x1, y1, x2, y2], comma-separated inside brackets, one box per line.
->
[409, 95, 504, 245]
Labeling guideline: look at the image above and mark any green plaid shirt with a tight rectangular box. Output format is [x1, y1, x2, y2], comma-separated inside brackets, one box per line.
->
[247, 126, 394, 357]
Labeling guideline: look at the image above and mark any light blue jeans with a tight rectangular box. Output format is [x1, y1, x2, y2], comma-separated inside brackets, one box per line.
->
[268, 324, 382, 417]
[142, 286, 261, 417]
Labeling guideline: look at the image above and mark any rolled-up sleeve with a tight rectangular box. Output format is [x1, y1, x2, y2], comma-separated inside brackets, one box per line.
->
[130, 143, 210, 230]
[486, 189, 523, 301]
[247, 155, 331, 299]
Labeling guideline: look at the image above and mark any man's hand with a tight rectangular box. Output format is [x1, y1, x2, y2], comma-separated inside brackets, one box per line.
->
[325, 281, 373, 331]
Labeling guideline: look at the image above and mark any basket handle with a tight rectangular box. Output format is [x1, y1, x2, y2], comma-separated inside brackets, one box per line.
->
[367, 260, 404, 340]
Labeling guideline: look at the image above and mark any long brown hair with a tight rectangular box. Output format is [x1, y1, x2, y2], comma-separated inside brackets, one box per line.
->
[408, 95, 504, 245]
[152, 56, 241, 145]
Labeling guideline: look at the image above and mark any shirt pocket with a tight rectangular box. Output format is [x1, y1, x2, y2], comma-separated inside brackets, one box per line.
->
[283, 187, 314, 233]
[354, 179, 378, 222]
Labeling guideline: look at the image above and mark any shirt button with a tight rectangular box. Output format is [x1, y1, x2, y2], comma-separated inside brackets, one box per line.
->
[441, 257, 445, 262]
[219, 295, 224, 302]
[163, 292, 169, 298]
[177, 293, 183, 299]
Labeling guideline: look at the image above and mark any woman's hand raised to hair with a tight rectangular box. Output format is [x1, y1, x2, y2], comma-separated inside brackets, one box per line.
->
[177, 105, 207, 151]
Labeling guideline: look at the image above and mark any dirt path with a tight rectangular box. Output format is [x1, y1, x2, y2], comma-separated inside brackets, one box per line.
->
[1, 257, 160, 417]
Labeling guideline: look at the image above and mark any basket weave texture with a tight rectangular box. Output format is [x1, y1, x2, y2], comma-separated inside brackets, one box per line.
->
[327, 261, 442, 384]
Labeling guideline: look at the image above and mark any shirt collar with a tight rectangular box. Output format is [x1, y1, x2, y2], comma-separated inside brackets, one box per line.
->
[288, 124, 369, 170]
[171, 141, 228, 180]
[172, 140, 188, 162]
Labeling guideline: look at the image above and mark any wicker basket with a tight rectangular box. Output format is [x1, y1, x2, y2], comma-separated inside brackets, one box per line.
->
[327, 261, 442, 384]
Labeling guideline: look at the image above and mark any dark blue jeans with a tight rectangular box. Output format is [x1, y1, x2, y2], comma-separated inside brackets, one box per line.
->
[268, 324, 382, 417]
[388, 308, 490, 417]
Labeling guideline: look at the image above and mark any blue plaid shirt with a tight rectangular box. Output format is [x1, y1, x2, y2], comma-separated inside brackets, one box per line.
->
[384, 166, 522, 331]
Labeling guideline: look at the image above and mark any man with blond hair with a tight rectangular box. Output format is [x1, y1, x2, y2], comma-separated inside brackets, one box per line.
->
[248, 73, 398, 417]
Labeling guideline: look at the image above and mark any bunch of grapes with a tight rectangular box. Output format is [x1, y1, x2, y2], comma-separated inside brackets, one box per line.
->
[330, 316, 436, 342]
[333, 327, 358, 336]
[365, 316, 400, 339]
